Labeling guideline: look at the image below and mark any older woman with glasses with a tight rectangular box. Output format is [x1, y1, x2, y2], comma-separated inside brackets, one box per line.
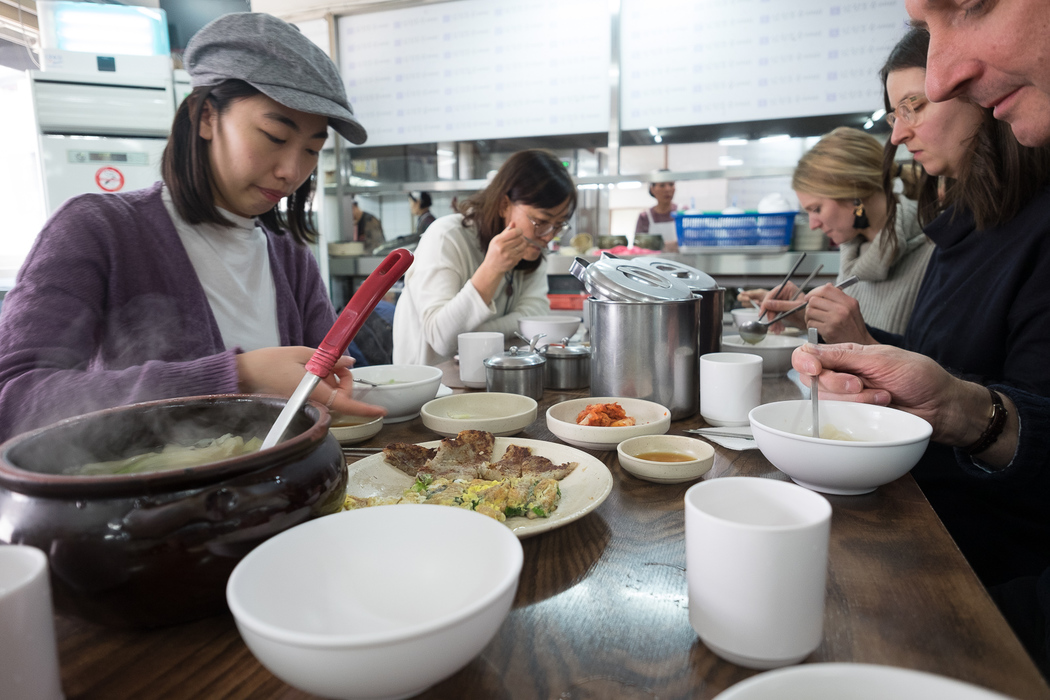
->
[392, 149, 575, 365]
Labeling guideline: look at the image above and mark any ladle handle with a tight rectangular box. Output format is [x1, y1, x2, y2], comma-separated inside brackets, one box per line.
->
[305, 248, 413, 378]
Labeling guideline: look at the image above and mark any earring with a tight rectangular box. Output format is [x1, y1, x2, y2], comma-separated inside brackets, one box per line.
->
[852, 198, 870, 229]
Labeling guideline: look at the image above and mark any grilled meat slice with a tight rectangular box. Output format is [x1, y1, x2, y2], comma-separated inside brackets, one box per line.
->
[383, 443, 437, 475]
[419, 430, 495, 480]
[480, 444, 532, 480]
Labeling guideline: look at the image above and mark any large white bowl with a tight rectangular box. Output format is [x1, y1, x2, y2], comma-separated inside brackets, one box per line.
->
[227, 506, 523, 700]
[350, 364, 443, 423]
[723, 334, 806, 376]
[546, 397, 672, 451]
[420, 392, 537, 437]
[518, 315, 582, 346]
[617, 434, 714, 484]
[749, 400, 932, 495]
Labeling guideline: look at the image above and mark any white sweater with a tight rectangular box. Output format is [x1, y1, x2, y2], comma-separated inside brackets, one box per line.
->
[837, 197, 933, 335]
[392, 214, 550, 365]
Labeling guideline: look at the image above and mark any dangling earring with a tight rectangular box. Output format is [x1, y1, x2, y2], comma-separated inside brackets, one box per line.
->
[852, 198, 870, 230]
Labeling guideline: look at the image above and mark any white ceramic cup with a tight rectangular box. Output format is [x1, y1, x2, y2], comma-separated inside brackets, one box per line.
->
[685, 477, 831, 669]
[458, 332, 504, 389]
[700, 352, 763, 427]
[0, 545, 65, 700]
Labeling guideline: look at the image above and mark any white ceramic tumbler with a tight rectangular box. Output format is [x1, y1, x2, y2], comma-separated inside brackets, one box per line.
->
[700, 352, 763, 426]
[685, 477, 831, 669]
[458, 332, 504, 389]
[0, 545, 64, 700]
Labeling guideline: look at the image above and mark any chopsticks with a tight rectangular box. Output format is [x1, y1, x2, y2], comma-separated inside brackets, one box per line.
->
[342, 446, 384, 457]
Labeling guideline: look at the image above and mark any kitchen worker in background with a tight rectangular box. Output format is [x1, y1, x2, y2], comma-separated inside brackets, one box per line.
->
[635, 170, 678, 251]
[0, 12, 386, 443]
[410, 191, 436, 235]
[392, 149, 575, 366]
[352, 198, 386, 253]
[796, 5, 1050, 673]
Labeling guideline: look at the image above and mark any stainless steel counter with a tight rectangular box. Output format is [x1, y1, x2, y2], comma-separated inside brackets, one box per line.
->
[330, 250, 838, 280]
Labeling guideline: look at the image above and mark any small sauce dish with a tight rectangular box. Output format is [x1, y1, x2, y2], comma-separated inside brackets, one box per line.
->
[617, 435, 714, 484]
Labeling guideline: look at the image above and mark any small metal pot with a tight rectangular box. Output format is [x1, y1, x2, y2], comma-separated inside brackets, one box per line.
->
[484, 347, 545, 400]
[542, 341, 590, 390]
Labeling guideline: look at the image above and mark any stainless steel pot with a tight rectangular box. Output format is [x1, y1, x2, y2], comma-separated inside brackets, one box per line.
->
[542, 341, 590, 390]
[484, 347, 545, 400]
[589, 297, 699, 419]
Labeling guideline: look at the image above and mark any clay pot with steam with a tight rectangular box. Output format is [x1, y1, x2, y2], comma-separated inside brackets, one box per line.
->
[0, 394, 346, 628]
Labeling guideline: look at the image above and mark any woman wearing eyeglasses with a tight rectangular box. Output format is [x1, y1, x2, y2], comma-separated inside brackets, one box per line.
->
[391, 149, 576, 365]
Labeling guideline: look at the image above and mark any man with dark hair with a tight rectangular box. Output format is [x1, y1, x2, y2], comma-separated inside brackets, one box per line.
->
[351, 198, 385, 253]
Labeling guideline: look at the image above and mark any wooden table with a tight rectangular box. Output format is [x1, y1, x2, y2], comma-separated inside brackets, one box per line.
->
[54, 374, 1050, 699]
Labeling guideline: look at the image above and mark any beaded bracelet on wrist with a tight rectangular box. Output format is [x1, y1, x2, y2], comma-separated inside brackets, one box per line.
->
[964, 387, 1008, 456]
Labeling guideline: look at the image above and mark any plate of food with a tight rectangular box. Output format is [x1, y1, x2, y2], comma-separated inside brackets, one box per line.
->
[344, 430, 613, 538]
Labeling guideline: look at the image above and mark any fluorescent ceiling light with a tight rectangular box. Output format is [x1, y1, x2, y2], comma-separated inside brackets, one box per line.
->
[871, 109, 886, 120]
[616, 181, 643, 189]
[718, 137, 748, 146]
[648, 126, 659, 136]
[759, 134, 790, 143]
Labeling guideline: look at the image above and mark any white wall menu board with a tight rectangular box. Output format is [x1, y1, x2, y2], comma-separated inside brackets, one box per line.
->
[337, 0, 611, 147]
[620, 0, 910, 131]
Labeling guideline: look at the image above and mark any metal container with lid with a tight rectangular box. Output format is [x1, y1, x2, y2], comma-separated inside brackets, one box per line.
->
[570, 253, 696, 302]
[484, 346, 545, 400]
[541, 339, 590, 390]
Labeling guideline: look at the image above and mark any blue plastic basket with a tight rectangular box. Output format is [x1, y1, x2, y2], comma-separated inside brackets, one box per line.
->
[676, 211, 798, 250]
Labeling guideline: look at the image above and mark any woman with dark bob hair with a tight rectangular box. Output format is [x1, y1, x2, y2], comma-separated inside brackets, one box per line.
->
[392, 149, 576, 365]
[0, 13, 385, 443]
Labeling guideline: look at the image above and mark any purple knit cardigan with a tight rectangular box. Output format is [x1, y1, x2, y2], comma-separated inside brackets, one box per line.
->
[0, 183, 344, 441]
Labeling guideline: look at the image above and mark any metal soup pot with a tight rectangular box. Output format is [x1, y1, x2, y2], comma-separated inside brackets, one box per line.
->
[0, 395, 347, 628]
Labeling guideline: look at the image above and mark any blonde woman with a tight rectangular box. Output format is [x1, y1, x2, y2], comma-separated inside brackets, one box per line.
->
[743, 127, 934, 337]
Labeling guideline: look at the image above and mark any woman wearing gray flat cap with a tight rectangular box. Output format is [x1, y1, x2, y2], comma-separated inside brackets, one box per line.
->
[0, 13, 385, 443]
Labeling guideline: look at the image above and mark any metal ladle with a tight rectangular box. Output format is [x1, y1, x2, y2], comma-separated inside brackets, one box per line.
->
[737, 275, 859, 345]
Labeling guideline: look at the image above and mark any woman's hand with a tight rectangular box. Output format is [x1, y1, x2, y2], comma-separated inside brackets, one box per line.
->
[751, 281, 806, 331]
[236, 346, 386, 418]
[471, 224, 533, 305]
[801, 283, 877, 344]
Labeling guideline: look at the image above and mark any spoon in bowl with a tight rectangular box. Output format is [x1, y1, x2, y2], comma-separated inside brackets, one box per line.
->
[737, 275, 859, 344]
[808, 326, 820, 437]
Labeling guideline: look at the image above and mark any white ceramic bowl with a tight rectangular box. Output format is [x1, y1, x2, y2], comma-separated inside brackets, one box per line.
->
[518, 315, 582, 346]
[730, 308, 760, 330]
[617, 435, 714, 484]
[749, 400, 933, 495]
[227, 506, 523, 700]
[546, 397, 672, 451]
[420, 392, 537, 437]
[328, 414, 384, 444]
[722, 334, 806, 376]
[350, 365, 443, 423]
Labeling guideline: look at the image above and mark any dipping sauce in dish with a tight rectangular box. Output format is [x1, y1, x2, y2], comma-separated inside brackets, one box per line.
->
[635, 451, 695, 463]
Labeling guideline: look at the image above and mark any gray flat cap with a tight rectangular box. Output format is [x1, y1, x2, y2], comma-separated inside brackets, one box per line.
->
[184, 13, 366, 144]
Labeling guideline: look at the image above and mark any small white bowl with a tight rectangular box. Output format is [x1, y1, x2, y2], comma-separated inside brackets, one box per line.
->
[546, 397, 672, 451]
[617, 435, 714, 484]
[328, 414, 383, 444]
[730, 308, 760, 330]
[749, 400, 933, 495]
[518, 315, 582, 346]
[723, 334, 806, 376]
[351, 365, 443, 423]
[421, 393, 537, 437]
[227, 506, 523, 700]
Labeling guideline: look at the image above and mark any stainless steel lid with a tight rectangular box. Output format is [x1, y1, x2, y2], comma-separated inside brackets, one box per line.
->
[542, 341, 590, 359]
[630, 256, 719, 291]
[570, 253, 695, 302]
[484, 346, 546, 369]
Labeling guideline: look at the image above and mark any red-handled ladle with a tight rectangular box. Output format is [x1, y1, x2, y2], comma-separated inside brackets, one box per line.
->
[261, 248, 414, 449]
